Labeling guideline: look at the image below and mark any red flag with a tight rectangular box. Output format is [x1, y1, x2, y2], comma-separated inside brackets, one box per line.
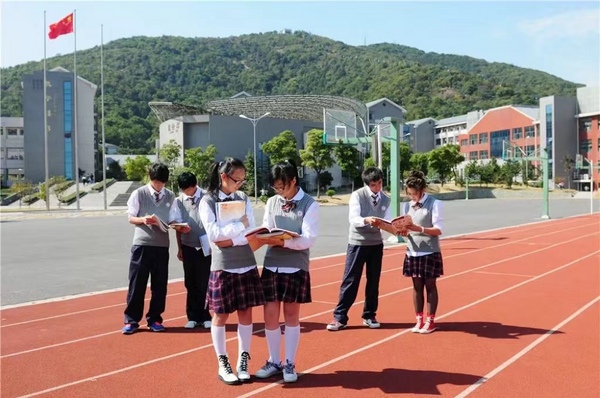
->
[48, 13, 74, 40]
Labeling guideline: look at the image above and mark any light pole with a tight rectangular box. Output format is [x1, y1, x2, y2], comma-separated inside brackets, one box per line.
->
[239, 112, 270, 203]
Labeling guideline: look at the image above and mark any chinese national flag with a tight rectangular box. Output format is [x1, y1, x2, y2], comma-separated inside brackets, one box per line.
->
[48, 13, 74, 40]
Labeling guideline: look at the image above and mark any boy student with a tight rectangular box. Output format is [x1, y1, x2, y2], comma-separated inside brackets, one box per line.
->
[253, 160, 319, 383]
[327, 167, 390, 331]
[122, 162, 176, 334]
[199, 157, 266, 385]
[168, 171, 212, 330]
[396, 170, 444, 334]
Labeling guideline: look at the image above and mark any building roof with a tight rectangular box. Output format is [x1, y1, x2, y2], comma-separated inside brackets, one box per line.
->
[435, 114, 468, 128]
[149, 95, 368, 125]
[365, 97, 407, 114]
[49, 66, 98, 89]
[0, 117, 24, 128]
[406, 117, 437, 127]
[512, 105, 539, 121]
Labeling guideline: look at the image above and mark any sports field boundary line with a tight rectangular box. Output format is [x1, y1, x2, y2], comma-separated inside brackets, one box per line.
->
[2, 213, 593, 310]
[3, 230, 597, 361]
[235, 250, 600, 398]
[1, 220, 589, 327]
[16, 248, 598, 398]
[454, 295, 600, 398]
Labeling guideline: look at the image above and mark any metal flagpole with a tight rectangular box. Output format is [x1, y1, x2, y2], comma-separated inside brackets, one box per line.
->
[43, 11, 50, 211]
[101, 24, 107, 210]
[73, 9, 80, 210]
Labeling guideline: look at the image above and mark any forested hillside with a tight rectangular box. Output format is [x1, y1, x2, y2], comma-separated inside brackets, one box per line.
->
[0, 31, 580, 153]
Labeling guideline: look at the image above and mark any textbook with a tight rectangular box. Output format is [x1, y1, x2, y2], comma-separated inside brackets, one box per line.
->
[373, 215, 408, 226]
[216, 200, 246, 227]
[244, 226, 300, 240]
[372, 215, 409, 235]
[147, 214, 189, 233]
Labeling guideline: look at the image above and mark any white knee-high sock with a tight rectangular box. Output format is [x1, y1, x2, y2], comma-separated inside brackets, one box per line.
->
[211, 325, 227, 357]
[237, 323, 253, 355]
[284, 325, 301, 364]
[265, 328, 282, 364]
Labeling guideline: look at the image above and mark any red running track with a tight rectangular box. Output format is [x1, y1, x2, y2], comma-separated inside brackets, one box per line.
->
[1, 214, 599, 398]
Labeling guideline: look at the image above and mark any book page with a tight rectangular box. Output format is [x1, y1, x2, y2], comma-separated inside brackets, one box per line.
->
[216, 200, 246, 227]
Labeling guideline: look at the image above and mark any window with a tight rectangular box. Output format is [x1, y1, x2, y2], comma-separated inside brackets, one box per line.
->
[7, 128, 18, 136]
[64, 137, 73, 180]
[490, 129, 510, 158]
[7, 148, 24, 160]
[525, 126, 535, 138]
[579, 118, 592, 133]
[513, 128, 523, 139]
[469, 134, 478, 145]
[580, 139, 592, 153]
[63, 81, 73, 179]
[469, 151, 478, 160]
[545, 104, 553, 139]
[435, 138, 441, 145]
[479, 150, 489, 159]
[460, 139, 468, 146]
[479, 133, 488, 144]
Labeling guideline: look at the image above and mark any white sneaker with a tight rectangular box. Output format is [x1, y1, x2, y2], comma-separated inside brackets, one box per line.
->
[218, 355, 239, 385]
[283, 360, 298, 383]
[184, 321, 198, 329]
[362, 318, 381, 329]
[237, 351, 251, 382]
[202, 320, 212, 329]
[411, 316, 424, 333]
[255, 360, 283, 379]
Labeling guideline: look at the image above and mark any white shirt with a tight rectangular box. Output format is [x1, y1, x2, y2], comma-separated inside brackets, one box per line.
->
[262, 188, 319, 273]
[198, 190, 256, 273]
[401, 193, 444, 257]
[126, 184, 167, 218]
[169, 186, 208, 252]
[348, 188, 391, 227]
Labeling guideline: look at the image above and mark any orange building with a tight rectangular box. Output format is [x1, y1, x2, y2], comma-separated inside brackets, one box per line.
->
[575, 87, 600, 191]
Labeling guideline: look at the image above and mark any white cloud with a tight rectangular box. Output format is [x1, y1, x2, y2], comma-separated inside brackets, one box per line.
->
[519, 8, 600, 38]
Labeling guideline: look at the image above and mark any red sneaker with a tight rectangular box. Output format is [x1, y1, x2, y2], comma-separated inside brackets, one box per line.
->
[419, 317, 436, 334]
[411, 316, 424, 333]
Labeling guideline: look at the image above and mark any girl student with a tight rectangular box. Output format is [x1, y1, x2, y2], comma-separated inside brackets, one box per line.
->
[198, 157, 266, 385]
[253, 160, 319, 383]
[395, 170, 444, 334]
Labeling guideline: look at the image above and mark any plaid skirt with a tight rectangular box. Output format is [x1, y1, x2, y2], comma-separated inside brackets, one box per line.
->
[206, 267, 266, 314]
[402, 252, 444, 279]
[261, 268, 312, 304]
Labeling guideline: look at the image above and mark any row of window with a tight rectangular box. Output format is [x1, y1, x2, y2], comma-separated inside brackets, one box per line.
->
[579, 139, 600, 154]
[461, 126, 537, 146]
[0, 148, 24, 160]
[579, 118, 600, 133]
[1, 128, 24, 136]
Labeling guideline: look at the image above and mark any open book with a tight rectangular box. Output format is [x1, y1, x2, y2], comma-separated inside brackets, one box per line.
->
[216, 200, 246, 227]
[245, 226, 300, 240]
[372, 215, 409, 234]
[147, 214, 189, 233]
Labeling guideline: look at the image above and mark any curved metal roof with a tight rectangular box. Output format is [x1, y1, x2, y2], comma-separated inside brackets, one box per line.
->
[148, 95, 368, 124]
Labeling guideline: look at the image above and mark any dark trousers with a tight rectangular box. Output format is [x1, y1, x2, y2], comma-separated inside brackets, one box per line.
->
[181, 244, 212, 323]
[124, 245, 169, 325]
[333, 243, 384, 324]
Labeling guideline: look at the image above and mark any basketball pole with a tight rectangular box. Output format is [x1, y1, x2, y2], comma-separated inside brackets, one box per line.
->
[541, 147, 550, 220]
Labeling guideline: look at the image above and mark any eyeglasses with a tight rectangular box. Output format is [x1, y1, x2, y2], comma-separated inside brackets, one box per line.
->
[271, 184, 286, 192]
[227, 175, 246, 186]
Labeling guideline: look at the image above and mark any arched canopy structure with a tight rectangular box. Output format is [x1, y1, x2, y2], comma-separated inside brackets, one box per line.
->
[148, 95, 368, 125]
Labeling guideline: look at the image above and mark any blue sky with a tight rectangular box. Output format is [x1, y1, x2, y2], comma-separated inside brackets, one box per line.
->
[2, 1, 599, 86]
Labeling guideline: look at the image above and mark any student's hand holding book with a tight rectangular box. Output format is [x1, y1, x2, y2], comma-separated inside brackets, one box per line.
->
[215, 239, 234, 248]
[143, 215, 158, 225]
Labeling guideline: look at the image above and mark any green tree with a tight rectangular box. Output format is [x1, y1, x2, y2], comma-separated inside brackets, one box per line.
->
[124, 156, 152, 181]
[185, 145, 217, 188]
[428, 144, 465, 186]
[261, 130, 301, 166]
[159, 139, 182, 169]
[480, 157, 501, 186]
[333, 141, 361, 191]
[500, 159, 521, 188]
[410, 152, 429, 177]
[299, 129, 334, 198]
[562, 155, 575, 189]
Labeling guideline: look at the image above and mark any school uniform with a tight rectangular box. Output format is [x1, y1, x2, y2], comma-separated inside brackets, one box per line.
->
[255, 188, 319, 383]
[328, 186, 391, 331]
[169, 187, 212, 329]
[401, 193, 444, 279]
[122, 184, 175, 334]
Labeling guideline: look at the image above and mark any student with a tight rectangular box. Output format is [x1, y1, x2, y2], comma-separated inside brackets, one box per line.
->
[254, 160, 319, 383]
[198, 157, 265, 385]
[122, 162, 175, 334]
[327, 167, 390, 331]
[397, 170, 444, 334]
[168, 171, 212, 330]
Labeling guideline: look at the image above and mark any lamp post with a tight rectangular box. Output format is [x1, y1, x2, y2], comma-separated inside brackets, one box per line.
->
[239, 112, 270, 203]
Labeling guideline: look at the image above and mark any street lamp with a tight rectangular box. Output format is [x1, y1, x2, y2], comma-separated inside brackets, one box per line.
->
[239, 112, 271, 203]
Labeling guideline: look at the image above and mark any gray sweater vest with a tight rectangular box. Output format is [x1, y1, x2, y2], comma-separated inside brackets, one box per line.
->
[132, 187, 175, 248]
[348, 187, 391, 246]
[175, 192, 207, 249]
[263, 193, 315, 271]
[404, 195, 441, 253]
[202, 192, 256, 271]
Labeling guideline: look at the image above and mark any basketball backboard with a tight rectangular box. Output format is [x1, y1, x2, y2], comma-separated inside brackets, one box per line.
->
[323, 108, 361, 144]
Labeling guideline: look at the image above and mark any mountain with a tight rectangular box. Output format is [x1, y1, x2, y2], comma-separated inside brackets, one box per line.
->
[0, 31, 581, 153]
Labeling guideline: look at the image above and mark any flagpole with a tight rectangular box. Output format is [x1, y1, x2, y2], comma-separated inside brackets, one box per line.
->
[73, 9, 80, 210]
[43, 11, 50, 211]
[101, 24, 107, 210]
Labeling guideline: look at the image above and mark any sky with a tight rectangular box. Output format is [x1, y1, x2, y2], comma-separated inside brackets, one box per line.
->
[1, 0, 599, 86]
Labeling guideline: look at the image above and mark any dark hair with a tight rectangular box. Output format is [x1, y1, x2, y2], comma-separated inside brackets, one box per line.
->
[148, 162, 169, 183]
[268, 159, 299, 187]
[362, 167, 384, 184]
[405, 170, 427, 192]
[177, 171, 197, 190]
[207, 157, 246, 195]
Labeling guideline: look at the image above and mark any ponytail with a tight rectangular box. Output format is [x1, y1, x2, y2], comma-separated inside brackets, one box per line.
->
[207, 157, 246, 196]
